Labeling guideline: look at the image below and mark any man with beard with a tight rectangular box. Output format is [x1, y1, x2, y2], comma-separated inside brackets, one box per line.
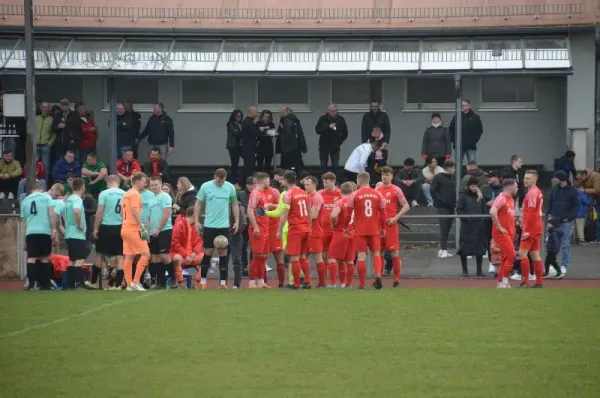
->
[449, 99, 483, 164]
[361, 100, 391, 144]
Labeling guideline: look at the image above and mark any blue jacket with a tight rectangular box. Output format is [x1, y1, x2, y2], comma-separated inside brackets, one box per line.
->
[576, 190, 592, 218]
[555, 156, 577, 180]
[546, 227, 563, 254]
[546, 184, 579, 222]
[51, 158, 81, 182]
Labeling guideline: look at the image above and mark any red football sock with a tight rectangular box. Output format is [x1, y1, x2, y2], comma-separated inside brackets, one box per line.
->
[392, 256, 401, 282]
[503, 260, 513, 279]
[497, 262, 503, 282]
[317, 262, 327, 286]
[373, 255, 383, 277]
[328, 261, 337, 285]
[276, 263, 286, 286]
[257, 258, 266, 282]
[299, 258, 311, 284]
[338, 262, 347, 286]
[357, 260, 366, 288]
[291, 261, 301, 288]
[346, 262, 354, 287]
[520, 257, 530, 285]
[249, 258, 258, 281]
[534, 260, 544, 285]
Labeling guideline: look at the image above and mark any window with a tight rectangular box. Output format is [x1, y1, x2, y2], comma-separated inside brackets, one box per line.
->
[258, 79, 309, 109]
[331, 79, 382, 110]
[105, 78, 159, 110]
[481, 77, 535, 108]
[36, 76, 84, 104]
[180, 78, 234, 112]
[405, 78, 455, 110]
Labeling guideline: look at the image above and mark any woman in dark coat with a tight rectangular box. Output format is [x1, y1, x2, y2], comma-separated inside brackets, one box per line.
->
[226, 109, 243, 184]
[173, 176, 198, 219]
[456, 176, 488, 277]
[255, 110, 276, 172]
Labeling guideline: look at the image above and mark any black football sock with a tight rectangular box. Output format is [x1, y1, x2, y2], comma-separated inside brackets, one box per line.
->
[156, 263, 167, 287]
[78, 267, 86, 285]
[91, 265, 102, 284]
[219, 256, 230, 283]
[41, 261, 53, 290]
[66, 266, 76, 289]
[115, 270, 124, 288]
[26, 262, 36, 288]
[200, 255, 211, 278]
[165, 262, 175, 282]
[149, 262, 158, 284]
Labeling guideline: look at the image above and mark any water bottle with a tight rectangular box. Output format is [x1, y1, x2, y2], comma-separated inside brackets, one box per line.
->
[209, 257, 219, 274]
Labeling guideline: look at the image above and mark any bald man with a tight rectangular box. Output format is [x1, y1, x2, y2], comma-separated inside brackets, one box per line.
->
[315, 103, 348, 179]
[241, 106, 259, 188]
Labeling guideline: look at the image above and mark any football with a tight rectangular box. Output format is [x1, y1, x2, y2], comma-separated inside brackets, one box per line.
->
[213, 235, 229, 249]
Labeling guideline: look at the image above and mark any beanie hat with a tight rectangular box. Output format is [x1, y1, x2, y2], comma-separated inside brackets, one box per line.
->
[554, 170, 568, 182]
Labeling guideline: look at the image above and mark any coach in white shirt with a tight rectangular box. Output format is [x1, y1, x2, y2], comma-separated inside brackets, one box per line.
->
[344, 140, 383, 183]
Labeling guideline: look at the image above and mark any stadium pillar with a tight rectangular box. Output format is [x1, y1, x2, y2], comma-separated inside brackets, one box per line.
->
[24, 0, 36, 194]
[108, 77, 117, 174]
[454, 74, 462, 250]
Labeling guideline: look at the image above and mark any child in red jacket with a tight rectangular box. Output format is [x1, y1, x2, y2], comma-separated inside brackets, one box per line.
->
[170, 207, 204, 288]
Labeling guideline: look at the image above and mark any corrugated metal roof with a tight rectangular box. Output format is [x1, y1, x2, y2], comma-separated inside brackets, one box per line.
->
[0, 1, 596, 30]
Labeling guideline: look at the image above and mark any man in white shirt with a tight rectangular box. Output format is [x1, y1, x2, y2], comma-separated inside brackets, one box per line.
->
[421, 156, 444, 207]
[344, 140, 382, 183]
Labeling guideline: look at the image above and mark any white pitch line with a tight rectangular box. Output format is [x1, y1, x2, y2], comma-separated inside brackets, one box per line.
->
[1, 291, 163, 338]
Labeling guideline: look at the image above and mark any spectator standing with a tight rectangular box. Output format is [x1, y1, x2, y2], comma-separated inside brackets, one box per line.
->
[241, 106, 259, 187]
[421, 113, 451, 166]
[543, 218, 564, 278]
[555, 150, 577, 182]
[139, 103, 174, 158]
[115, 148, 141, 190]
[277, 106, 307, 172]
[81, 153, 107, 199]
[361, 100, 391, 144]
[461, 161, 487, 189]
[431, 160, 457, 259]
[116, 103, 137, 159]
[395, 158, 422, 207]
[35, 102, 55, 180]
[456, 176, 487, 276]
[315, 104, 348, 179]
[421, 156, 444, 207]
[502, 155, 525, 207]
[173, 176, 197, 218]
[576, 168, 600, 242]
[51, 149, 80, 183]
[343, 140, 382, 183]
[546, 170, 579, 276]
[226, 109, 243, 184]
[143, 147, 170, 183]
[573, 186, 591, 244]
[255, 110, 276, 172]
[366, 127, 389, 185]
[449, 99, 483, 164]
[0, 150, 22, 199]
[52, 98, 81, 159]
[76, 103, 98, 164]
[18, 157, 47, 200]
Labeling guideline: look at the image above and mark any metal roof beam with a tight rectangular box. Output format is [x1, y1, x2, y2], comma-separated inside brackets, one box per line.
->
[56, 37, 74, 70]
[1, 37, 21, 70]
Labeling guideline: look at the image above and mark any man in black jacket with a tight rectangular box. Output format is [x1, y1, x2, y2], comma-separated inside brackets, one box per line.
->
[278, 107, 307, 171]
[124, 100, 142, 158]
[116, 103, 137, 159]
[52, 98, 81, 160]
[315, 104, 348, 179]
[449, 100, 483, 164]
[395, 158, 422, 207]
[139, 103, 174, 158]
[502, 155, 525, 207]
[421, 113, 451, 166]
[431, 160, 457, 259]
[142, 147, 170, 183]
[241, 107, 259, 188]
[361, 100, 391, 144]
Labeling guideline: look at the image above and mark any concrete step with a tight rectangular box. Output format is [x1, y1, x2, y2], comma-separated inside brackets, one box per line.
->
[402, 231, 455, 241]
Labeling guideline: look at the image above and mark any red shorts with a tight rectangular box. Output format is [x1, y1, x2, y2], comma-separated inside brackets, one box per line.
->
[381, 224, 400, 251]
[322, 232, 334, 253]
[327, 233, 348, 260]
[308, 236, 323, 254]
[269, 223, 283, 252]
[250, 229, 270, 255]
[519, 234, 541, 252]
[353, 234, 381, 253]
[344, 238, 355, 262]
[170, 252, 202, 266]
[286, 232, 309, 256]
[493, 233, 516, 263]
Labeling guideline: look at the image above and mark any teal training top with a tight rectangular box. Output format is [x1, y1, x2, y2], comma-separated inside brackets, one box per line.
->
[140, 189, 155, 225]
[197, 180, 237, 229]
[98, 187, 126, 226]
[149, 191, 173, 234]
[64, 195, 86, 240]
[21, 191, 54, 236]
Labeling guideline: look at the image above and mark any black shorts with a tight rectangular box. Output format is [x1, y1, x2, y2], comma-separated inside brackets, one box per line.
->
[25, 234, 52, 258]
[149, 229, 173, 255]
[96, 224, 123, 256]
[66, 238, 92, 261]
[202, 227, 230, 249]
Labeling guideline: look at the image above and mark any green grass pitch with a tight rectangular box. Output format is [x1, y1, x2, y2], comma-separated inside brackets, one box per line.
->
[1, 289, 599, 397]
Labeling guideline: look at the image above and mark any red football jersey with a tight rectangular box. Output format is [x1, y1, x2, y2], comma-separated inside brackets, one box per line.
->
[376, 183, 407, 219]
[492, 192, 516, 237]
[283, 187, 311, 234]
[264, 186, 280, 229]
[310, 191, 324, 238]
[348, 187, 386, 236]
[248, 188, 270, 232]
[318, 188, 342, 234]
[332, 197, 352, 233]
[522, 186, 543, 235]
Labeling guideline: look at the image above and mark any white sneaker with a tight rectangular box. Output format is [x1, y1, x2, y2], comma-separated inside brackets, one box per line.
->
[427, 201, 434, 207]
[130, 283, 146, 291]
[496, 281, 511, 289]
[546, 267, 558, 279]
[483, 254, 488, 259]
[7, 192, 14, 200]
[411, 200, 419, 207]
[528, 274, 537, 282]
[266, 265, 273, 272]
[510, 273, 522, 281]
[560, 266, 567, 275]
[126, 286, 134, 291]
[488, 264, 497, 274]
[327, 284, 336, 288]
[437, 249, 443, 258]
[0, 192, 5, 200]
[440, 250, 453, 259]
[467, 256, 473, 259]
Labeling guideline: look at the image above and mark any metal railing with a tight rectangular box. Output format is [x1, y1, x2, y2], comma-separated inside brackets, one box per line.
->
[0, 4, 584, 20]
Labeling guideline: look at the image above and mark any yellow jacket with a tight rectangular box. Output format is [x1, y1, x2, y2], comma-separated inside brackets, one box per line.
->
[35, 114, 55, 146]
[0, 159, 23, 178]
